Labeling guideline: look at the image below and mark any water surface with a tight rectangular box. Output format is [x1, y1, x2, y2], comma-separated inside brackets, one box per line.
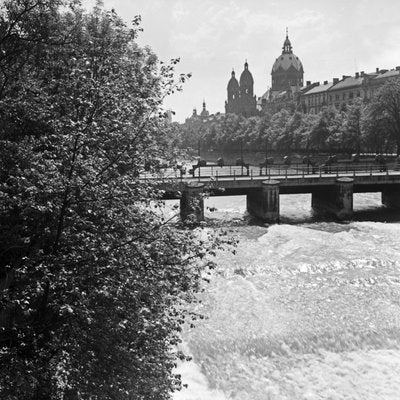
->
[173, 193, 400, 400]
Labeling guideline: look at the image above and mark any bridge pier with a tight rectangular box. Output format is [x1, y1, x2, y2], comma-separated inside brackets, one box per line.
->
[382, 185, 400, 208]
[247, 180, 280, 223]
[312, 177, 354, 220]
[180, 182, 205, 222]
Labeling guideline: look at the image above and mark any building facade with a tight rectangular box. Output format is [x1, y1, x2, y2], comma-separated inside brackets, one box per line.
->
[303, 67, 400, 113]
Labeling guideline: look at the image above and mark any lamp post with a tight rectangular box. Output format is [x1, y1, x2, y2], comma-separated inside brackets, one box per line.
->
[240, 139, 244, 175]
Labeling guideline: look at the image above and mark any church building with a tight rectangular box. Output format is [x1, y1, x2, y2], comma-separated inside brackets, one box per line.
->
[270, 30, 304, 95]
[225, 61, 258, 117]
[258, 30, 304, 112]
[224, 31, 304, 117]
[186, 100, 210, 122]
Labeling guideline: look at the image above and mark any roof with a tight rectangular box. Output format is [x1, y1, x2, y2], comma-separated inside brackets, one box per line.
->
[329, 76, 363, 90]
[304, 82, 334, 95]
[374, 69, 400, 80]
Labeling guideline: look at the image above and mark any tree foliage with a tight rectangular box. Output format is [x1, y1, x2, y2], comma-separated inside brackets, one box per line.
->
[0, 2, 226, 399]
[179, 79, 400, 156]
[363, 78, 400, 154]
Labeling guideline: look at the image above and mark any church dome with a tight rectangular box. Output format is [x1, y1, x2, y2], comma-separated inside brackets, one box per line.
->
[227, 70, 239, 90]
[272, 53, 303, 72]
[271, 32, 303, 73]
[240, 61, 254, 86]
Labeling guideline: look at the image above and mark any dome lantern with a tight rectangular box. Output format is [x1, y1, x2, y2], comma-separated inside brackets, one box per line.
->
[282, 27, 293, 54]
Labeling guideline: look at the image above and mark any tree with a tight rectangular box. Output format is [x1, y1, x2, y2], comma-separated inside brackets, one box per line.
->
[361, 106, 393, 153]
[291, 113, 318, 152]
[307, 108, 341, 153]
[0, 2, 225, 399]
[340, 99, 365, 154]
[267, 109, 291, 152]
[363, 78, 400, 154]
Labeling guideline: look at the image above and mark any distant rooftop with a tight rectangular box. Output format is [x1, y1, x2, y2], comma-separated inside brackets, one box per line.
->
[330, 76, 363, 90]
[305, 82, 334, 95]
[374, 69, 400, 80]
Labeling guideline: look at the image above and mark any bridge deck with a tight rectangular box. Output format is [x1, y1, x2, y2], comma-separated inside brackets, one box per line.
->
[151, 170, 400, 198]
[140, 162, 400, 198]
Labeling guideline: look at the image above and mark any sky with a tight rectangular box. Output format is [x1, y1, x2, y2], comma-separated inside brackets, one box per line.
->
[81, 0, 400, 122]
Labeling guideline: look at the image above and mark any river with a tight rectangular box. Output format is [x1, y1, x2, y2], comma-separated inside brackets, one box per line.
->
[172, 193, 400, 400]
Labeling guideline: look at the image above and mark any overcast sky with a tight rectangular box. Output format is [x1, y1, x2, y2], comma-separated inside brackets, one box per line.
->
[81, 0, 400, 122]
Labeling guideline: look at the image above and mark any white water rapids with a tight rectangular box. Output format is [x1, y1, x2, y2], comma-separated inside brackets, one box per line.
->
[171, 193, 400, 400]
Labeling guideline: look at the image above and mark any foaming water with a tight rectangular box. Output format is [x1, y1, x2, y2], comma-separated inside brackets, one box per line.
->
[173, 193, 400, 400]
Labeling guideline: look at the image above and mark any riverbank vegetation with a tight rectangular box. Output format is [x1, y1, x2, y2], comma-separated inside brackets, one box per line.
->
[179, 80, 400, 157]
[0, 1, 228, 399]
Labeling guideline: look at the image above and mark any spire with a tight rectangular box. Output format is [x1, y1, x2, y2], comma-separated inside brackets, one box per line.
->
[231, 69, 235, 77]
[282, 28, 292, 54]
[200, 99, 209, 118]
[244, 59, 248, 69]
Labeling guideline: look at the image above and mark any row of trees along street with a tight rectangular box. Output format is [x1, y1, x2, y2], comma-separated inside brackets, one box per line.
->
[178, 81, 400, 157]
[0, 1, 232, 399]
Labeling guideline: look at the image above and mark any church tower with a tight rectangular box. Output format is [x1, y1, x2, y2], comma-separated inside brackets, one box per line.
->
[271, 29, 304, 93]
[225, 69, 240, 114]
[200, 99, 209, 120]
[225, 62, 257, 117]
[239, 61, 257, 117]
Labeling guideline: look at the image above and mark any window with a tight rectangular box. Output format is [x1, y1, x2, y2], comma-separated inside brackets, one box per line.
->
[335, 94, 339, 101]
[342, 93, 346, 100]
[357, 91, 361, 97]
[349, 92, 354, 99]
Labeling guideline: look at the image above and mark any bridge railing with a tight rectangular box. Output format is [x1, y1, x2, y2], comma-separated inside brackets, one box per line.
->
[140, 161, 399, 182]
[190, 162, 398, 179]
[259, 162, 398, 177]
